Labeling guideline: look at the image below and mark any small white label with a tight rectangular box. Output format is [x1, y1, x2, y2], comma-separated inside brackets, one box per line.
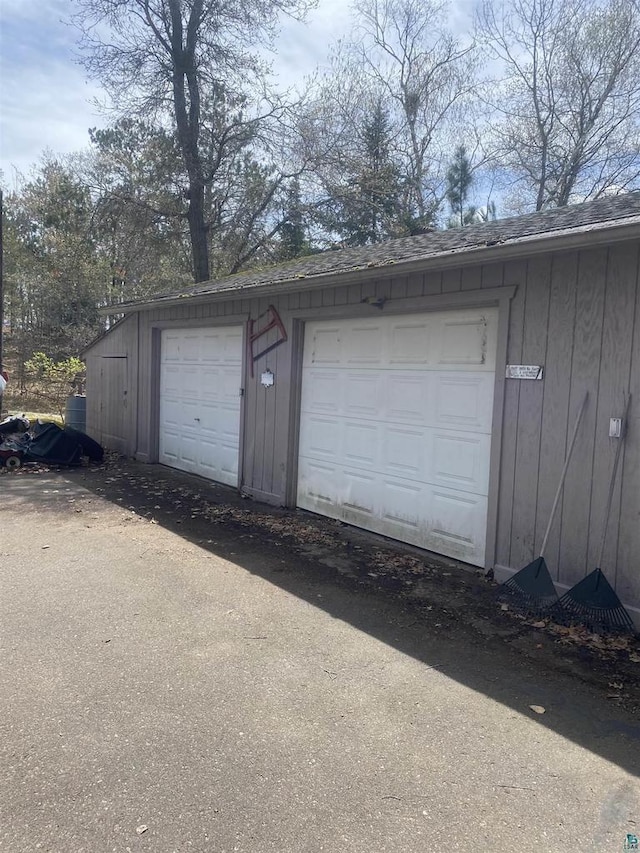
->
[506, 364, 544, 380]
[260, 370, 274, 388]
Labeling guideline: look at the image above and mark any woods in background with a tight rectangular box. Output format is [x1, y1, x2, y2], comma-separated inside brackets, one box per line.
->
[2, 0, 640, 372]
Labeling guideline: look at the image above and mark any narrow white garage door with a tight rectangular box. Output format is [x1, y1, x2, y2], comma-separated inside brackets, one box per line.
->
[297, 309, 499, 566]
[160, 327, 243, 485]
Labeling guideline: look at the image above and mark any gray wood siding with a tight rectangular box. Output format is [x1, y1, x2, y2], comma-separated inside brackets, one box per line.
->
[492, 243, 640, 611]
[84, 315, 138, 455]
[86, 238, 640, 610]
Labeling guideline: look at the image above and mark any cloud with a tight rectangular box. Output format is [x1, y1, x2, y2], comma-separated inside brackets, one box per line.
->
[0, 0, 104, 183]
[0, 0, 481, 184]
[1, 0, 343, 181]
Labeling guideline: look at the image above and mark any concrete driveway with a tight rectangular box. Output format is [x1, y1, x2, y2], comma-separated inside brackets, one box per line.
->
[1, 465, 639, 853]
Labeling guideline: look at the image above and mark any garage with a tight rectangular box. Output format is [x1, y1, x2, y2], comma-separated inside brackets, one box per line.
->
[297, 309, 499, 566]
[159, 326, 243, 485]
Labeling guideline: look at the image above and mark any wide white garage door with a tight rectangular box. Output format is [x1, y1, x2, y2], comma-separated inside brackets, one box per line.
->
[159, 327, 243, 485]
[297, 309, 499, 566]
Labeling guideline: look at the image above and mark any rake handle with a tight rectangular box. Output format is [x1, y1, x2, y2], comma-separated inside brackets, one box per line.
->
[540, 391, 589, 558]
[596, 393, 632, 570]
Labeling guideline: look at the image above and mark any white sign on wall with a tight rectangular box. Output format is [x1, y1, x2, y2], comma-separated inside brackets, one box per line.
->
[260, 369, 275, 388]
[506, 364, 544, 380]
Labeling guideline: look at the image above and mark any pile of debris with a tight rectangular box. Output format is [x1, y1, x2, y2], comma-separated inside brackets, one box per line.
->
[0, 416, 103, 469]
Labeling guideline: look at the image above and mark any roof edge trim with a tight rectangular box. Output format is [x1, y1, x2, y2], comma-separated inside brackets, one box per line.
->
[99, 217, 640, 316]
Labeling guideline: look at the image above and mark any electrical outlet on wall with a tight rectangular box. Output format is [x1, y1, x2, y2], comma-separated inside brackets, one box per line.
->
[609, 418, 622, 438]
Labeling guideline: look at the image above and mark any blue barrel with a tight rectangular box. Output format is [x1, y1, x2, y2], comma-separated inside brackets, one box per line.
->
[65, 395, 87, 431]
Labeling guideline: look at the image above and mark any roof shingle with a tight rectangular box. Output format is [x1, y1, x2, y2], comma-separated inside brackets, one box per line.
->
[117, 191, 640, 310]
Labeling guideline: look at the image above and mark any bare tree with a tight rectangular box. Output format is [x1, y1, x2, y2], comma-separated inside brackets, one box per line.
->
[349, 0, 480, 227]
[73, 0, 313, 282]
[479, 0, 640, 211]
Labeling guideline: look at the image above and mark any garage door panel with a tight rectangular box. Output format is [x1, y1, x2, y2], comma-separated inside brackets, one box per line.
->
[431, 432, 490, 492]
[435, 374, 494, 431]
[384, 427, 425, 478]
[178, 334, 201, 362]
[178, 434, 199, 466]
[302, 415, 342, 458]
[430, 489, 486, 554]
[308, 327, 342, 365]
[343, 422, 379, 466]
[198, 370, 236, 404]
[176, 367, 200, 396]
[159, 327, 242, 486]
[198, 440, 238, 478]
[219, 403, 242, 437]
[199, 402, 224, 431]
[163, 399, 199, 428]
[162, 333, 182, 362]
[160, 430, 180, 462]
[200, 364, 222, 387]
[222, 331, 244, 364]
[379, 478, 423, 527]
[222, 371, 241, 401]
[298, 309, 498, 566]
[299, 460, 378, 515]
[436, 316, 494, 368]
[200, 331, 222, 358]
[298, 458, 338, 504]
[389, 319, 431, 364]
[344, 373, 379, 417]
[386, 374, 430, 424]
[160, 397, 183, 423]
[180, 401, 200, 424]
[340, 469, 376, 515]
[219, 445, 240, 477]
[345, 326, 383, 364]
[162, 365, 187, 393]
[302, 370, 340, 412]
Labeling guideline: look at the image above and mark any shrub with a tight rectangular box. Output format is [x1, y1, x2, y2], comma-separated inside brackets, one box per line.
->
[23, 352, 85, 421]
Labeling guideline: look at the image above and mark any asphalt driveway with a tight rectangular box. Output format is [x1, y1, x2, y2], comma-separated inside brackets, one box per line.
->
[1, 463, 639, 853]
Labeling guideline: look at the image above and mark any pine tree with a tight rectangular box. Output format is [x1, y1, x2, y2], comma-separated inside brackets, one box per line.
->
[446, 145, 474, 227]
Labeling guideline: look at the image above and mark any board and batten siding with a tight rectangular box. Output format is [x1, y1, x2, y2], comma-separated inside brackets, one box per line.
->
[495, 242, 640, 610]
[85, 314, 138, 455]
[84, 239, 640, 613]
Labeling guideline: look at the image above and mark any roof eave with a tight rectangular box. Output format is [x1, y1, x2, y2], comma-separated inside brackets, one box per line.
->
[99, 217, 640, 316]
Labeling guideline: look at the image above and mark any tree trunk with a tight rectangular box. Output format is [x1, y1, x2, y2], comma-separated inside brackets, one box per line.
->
[187, 182, 210, 282]
[168, 0, 210, 283]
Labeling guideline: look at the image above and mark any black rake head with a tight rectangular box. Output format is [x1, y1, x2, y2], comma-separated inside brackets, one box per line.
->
[550, 568, 636, 634]
[496, 556, 560, 616]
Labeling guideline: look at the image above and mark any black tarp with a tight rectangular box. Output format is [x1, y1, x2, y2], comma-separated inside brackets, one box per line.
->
[1, 420, 104, 467]
[25, 423, 83, 465]
[22, 423, 104, 466]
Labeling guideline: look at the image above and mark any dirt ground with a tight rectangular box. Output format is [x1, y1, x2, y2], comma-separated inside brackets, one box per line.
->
[4, 452, 639, 717]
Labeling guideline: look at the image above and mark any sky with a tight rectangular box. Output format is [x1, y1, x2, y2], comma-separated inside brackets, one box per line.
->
[0, 0, 341, 186]
[0, 0, 476, 187]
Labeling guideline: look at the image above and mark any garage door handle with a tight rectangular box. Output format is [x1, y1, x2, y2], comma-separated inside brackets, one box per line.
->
[194, 417, 200, 422]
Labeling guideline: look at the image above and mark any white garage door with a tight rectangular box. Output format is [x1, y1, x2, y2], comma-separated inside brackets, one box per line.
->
[159, 327, 243, 485]
[297, 309, 499, 566]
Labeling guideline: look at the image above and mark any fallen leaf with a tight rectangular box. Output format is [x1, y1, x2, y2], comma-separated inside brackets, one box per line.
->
[630, 653, 640, 663]
[529, 705, 546, 715]
[532, 621, 546, 628]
